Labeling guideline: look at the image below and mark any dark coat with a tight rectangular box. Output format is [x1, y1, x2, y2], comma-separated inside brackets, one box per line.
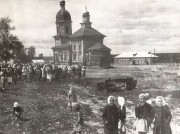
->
[152, 104, 172, 134]
[135, 102, 153, 127]
[118, 105, 126, 123]
[102, 104, 118, 134]
[135, 102, 152, 119]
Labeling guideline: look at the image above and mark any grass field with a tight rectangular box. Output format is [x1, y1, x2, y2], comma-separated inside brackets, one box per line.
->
[0, 65, 180, 134]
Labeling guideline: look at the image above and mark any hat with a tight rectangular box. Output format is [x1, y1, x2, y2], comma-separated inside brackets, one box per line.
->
[156, 96, 166, 106]
[107, 96, 115, 105]
[14, 102, 19, 107]
[139, 93, 145, 100]
[118, 96, 125, 109]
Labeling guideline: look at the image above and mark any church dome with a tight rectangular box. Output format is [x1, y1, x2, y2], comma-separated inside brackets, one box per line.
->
[56, 10, 71, 21]
[56, 0, 71, 22]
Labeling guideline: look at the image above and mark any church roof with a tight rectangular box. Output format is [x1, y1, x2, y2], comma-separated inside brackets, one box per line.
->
[56, 10, 71, 22]
[56, 1, 71, 22]
[52, 41, 71, 50]
[70, 27, 106, 38]
[87, 42, 111, 51]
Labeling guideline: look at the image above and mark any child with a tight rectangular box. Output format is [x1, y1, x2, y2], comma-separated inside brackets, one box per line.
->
[71, 104, 83, 134]
[68, 87, 78, 113]
[12, 102, 23, 120]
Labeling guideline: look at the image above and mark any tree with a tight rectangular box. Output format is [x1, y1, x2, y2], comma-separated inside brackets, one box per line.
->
[27, 46, 36, 59]
[0, 17, 24, 62]
[18, 46, 36, 63]
[38, 53, 44, 59]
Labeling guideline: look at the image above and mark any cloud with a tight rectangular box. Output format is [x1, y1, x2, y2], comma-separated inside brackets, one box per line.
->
[1, 0, 180, 56]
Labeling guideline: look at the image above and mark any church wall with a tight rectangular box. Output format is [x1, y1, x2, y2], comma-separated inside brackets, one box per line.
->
[71, 40, 83, 65]
[83, 37, 103, 50]
[88, 50, 110, 67]
[82, 37, 104, 65]
[53, 48, 70, 65]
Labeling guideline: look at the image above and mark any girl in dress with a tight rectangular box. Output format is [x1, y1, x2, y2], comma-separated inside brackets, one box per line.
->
[71, 104, 83, 134]
[134, 94, 152, 134]
[68, 87, 78, 113]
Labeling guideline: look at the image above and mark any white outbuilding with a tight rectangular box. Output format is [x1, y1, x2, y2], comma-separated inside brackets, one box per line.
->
[114, 52, 158, 65]
[32, 59, 45, 64]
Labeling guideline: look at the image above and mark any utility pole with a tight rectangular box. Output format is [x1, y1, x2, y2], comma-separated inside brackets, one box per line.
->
[154, 49, 155, 64]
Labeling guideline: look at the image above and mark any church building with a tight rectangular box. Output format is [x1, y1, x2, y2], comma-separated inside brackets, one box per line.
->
[52, 0, 111, 67]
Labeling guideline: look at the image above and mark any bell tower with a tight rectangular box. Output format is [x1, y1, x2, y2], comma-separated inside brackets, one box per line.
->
[80, 6, 92, 29]
[55, 0, 72, 45]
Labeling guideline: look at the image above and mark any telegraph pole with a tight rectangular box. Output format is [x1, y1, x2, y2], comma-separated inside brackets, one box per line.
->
[154, 49, 155, 64]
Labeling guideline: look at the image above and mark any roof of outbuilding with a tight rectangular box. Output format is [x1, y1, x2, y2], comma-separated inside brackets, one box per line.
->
[70, 27, 105, 38]
[87, 42, 111, 51]
[114, 52, 158, 58]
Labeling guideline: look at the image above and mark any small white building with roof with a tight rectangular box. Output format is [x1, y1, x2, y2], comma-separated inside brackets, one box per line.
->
[114, 52, 158, 65]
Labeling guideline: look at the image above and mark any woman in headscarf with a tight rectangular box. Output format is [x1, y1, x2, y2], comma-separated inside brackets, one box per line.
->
[118, 96, 126, 134]
[151, 96, 172, 134]
[134, 93, 152, 134]
[102, 96, 119, 134]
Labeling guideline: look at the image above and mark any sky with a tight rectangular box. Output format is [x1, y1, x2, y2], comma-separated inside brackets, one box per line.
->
[0, 0, 180, 56]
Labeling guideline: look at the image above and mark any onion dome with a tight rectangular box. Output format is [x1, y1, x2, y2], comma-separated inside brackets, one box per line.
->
[56, 0, 71, 22]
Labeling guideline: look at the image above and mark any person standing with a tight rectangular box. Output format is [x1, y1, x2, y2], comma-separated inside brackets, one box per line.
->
[81, 66, 86, 77]
[151, 96, 172, 134]
[134, 94, 152, 134]
[13, 66, 18, 85]
[68, 87, 78, 113]
[42, 64, 47, 82]
[46, 64, 53, 83]
[0, 67, 7, 90]
[102, 96, 119, 134]
[6, 65, 13, 89]
[22, 64, 28, 81]
[12, 102, 23, 121]
[71, 104, 83, 134]
[117, 96, 126, 134]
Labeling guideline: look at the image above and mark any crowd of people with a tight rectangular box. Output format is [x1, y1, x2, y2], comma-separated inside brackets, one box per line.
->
[102, 93, 172, 134]
[0, 63, 86, 90]
[0, 62, 172, 134]
[10, 86, 172, 134]
[67, 87, 172, 134]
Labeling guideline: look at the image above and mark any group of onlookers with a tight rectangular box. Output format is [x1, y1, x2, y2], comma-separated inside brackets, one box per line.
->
[1, 62, 172, 134]
[102, 93, 172, 134]
[10, 86, 172, 134]
[0, 63, 86, 90]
